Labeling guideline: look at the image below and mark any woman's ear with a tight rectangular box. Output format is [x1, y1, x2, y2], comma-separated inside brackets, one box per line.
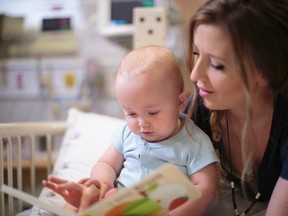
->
[257, 72, 269, 86]
[178, 91, 192, 112]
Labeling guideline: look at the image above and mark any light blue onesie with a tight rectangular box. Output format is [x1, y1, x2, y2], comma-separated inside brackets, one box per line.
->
[112, 113, 219, 188]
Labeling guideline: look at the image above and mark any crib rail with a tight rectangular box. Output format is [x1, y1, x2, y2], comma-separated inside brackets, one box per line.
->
[0, 122, 67, 216]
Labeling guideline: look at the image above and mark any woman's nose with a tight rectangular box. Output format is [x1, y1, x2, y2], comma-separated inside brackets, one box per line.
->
[190, 57, 206, 82]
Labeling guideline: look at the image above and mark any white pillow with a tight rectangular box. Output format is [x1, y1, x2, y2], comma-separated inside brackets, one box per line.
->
[29, 108, 125, 216]
[52, 108, 125, 181]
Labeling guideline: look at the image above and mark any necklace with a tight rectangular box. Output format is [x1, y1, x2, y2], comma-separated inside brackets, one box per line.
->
[226, 113, 261, 216]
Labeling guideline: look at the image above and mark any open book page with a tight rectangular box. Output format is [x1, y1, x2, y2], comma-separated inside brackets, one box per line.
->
[82, 164, 202, 216]
[1, 184, 75, 216]
[1, 164, 201, 216]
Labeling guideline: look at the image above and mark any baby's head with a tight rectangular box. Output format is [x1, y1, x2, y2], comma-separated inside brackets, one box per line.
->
[115, 45, 184, 98]
[115, 45, 188, 142]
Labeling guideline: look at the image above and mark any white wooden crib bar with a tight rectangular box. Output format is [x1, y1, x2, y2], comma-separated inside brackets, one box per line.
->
[0, 122, 67, 216]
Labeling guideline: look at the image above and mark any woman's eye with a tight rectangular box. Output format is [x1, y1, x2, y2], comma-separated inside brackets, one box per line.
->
[193, 51, 199, 63]
[193, 51, 199, 56]
[211, 63, 225, 71]
[193, 51, 199, 59]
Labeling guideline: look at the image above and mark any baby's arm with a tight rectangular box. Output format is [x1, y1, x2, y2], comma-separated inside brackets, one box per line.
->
[73, 144, 124, 211]
[90, 144, 124, 189]
[169, 163, 219, 216]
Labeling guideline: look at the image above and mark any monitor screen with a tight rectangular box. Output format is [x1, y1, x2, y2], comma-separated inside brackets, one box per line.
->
[111, 0, 153, 25]
[42, 17, 71, 31]
[97, 0, 163, 37]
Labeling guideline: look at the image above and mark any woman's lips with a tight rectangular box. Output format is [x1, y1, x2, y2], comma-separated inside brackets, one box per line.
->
[198, 87, 213, 97]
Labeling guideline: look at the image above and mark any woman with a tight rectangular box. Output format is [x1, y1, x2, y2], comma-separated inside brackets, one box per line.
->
[185, 0, 288, 215]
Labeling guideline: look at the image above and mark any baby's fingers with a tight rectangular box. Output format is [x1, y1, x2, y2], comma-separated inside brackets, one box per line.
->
[42, 180, 69, 197]
[47, 176, 69, 184]
[78, 178, 91, 185]
[104, 188, 118, 199]
[42, 180, 55, 190]
[42, 180, 64, 192]
[79, 184, 100, 212]
[99, 184, 109, 199]
[43, 179, 83, 194]
[83, 179, 102, 187]
[83, 179, 109, 199]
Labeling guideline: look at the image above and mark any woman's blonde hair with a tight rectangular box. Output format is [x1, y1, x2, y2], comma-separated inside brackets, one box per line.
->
[186, 0, 288, 184]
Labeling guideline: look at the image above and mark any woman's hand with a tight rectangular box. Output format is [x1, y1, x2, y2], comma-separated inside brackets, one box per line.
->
[42, 176, 109, 211]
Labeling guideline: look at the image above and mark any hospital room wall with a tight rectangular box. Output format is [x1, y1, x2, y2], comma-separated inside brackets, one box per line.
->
[0, 0, 205, 123]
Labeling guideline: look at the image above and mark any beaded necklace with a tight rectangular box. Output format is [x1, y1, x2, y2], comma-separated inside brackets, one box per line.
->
[225, 113, 261, 216]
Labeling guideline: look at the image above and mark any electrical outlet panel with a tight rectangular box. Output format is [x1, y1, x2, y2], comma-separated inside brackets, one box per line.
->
[133, 7, 167, 49]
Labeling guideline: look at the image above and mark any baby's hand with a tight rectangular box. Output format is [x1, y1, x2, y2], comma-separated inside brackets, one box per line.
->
[77, 178, 109, 211]
[42, 176, 90, 209]
[42, 176, 109, 211]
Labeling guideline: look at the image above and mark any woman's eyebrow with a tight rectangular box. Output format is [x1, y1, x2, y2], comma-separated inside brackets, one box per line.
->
[207, 53, 227, 63]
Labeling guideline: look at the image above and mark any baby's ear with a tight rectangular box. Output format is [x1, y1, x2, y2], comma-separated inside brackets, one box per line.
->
[178, 91, 192, 112]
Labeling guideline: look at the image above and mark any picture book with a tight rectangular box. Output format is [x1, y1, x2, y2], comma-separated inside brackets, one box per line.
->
[1, 163, 202, 216]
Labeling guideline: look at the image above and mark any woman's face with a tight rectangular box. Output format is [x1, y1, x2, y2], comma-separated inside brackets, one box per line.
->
[190, 24, 246, 111]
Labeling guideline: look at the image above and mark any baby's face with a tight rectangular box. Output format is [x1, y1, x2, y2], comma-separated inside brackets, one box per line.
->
[116, 74, 181, 142]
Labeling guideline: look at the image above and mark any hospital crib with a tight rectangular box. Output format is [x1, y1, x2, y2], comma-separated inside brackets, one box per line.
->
[0, 108, 126, 216]
[0, 121, 67, 216]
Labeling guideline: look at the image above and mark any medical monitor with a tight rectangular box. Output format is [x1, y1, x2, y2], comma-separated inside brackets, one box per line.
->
[97, 0, 165, 37]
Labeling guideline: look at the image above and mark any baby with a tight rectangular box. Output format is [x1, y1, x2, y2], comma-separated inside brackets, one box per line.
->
[43, 45, 219, 216]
